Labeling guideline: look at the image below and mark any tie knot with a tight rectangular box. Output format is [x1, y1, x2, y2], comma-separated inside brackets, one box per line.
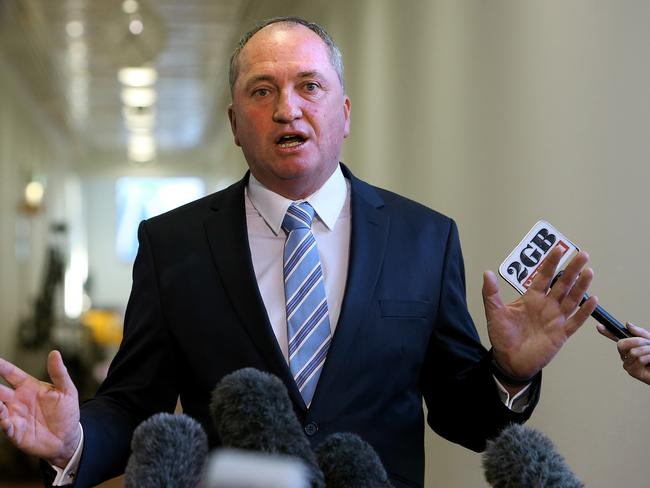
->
[282, 202, 315, 233]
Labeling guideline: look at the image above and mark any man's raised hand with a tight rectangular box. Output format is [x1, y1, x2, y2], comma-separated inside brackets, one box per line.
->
[483, 246, 599, 382]
[0, 350, 81, 468]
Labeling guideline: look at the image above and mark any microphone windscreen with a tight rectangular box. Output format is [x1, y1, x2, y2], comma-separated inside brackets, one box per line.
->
[315, 432, 393, 488]
[210, 367, 324, 487]
[124, 412, 208, 488]
[482, 423, 584, 488]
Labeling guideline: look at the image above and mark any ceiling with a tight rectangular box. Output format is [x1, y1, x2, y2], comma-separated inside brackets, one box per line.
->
[0, 0, 300, 171]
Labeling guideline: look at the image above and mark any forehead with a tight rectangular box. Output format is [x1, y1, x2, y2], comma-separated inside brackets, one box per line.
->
[237, 24, 333, 79]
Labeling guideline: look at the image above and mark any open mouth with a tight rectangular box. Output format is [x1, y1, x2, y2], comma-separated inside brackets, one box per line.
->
[276, 134, 306, 148]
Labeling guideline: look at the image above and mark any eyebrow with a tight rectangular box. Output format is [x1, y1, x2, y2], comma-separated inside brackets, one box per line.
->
[296, 71, 325, 81]
[243, 71, 327, 91]
[243, 74, 275, 91]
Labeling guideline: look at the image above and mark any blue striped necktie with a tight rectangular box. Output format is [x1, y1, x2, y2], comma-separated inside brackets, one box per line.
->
[282, 202, 332, 407]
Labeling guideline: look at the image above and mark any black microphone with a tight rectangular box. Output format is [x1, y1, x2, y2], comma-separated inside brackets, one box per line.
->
[315, 432, 393, 488]
[551, 270, 631, 340]
[482, 423, 584, 488]
[210, 367, 325, 488]
[124, 412, 208, 488]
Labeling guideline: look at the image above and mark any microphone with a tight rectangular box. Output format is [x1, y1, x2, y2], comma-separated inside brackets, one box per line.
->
[315, 432, 393, 488]
[210, 367, 325, 488]
[124, 412, 208, 488]
[551, 271, 631, 340]
[482, 423, 584, 488]
[202, 448, 310, 488]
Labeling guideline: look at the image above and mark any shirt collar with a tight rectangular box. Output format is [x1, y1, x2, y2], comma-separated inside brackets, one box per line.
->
[247, 164, 347, 235]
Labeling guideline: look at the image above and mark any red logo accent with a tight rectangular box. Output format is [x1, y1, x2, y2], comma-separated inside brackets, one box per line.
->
[522, 241, 570, 289]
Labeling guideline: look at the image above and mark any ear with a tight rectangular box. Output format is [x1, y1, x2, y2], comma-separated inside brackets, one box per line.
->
[342, 96, 351, 138]
[227, 104, 241, 147]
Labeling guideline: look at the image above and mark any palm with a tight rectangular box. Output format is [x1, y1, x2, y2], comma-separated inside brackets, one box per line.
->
[483, 248, 598, 379]
[487, 287, 573, 377]
[0, 351, 80, 466]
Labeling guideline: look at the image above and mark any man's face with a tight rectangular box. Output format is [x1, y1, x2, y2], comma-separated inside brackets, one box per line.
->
[228, 24, 351, 200]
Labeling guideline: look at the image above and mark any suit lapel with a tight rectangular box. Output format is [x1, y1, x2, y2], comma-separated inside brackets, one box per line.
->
[311, 167, 390, 407]
[203, 176, 304, 408]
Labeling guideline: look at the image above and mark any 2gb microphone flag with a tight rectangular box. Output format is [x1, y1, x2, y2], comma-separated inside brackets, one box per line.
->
[499, 220, 579, 295]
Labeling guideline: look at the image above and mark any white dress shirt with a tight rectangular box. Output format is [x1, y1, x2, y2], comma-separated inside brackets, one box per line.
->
[245, 164, 350, 361]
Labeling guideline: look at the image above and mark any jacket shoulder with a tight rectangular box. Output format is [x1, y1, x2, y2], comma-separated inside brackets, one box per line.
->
[144, 178, 245, 232]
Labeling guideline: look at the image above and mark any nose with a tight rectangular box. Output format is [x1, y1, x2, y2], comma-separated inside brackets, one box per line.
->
[272, 90, 302, 123]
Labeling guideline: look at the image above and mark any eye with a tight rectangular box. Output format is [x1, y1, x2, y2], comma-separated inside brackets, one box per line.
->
[252, 87, 270, 97]
[304, 82, 320, 93]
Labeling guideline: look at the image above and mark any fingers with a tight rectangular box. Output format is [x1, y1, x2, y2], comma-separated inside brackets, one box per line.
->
[622, 352, 650, 382]
[47, 351, 76, 394]
[0, 357, 29, 388]
[627, 323, 650, 340]
[548, 251, 590, 302]
[0, 399, 9, 425]
[0, 398, 8, 420]
[0, 398, 15, 440]
[618, 336, 650, 361]
[526, 246, 564, 293]
[482, 270, 505, 313]
[565, 295, 598, 337]
[0, 383, 15, 404]
[0, 401, 13, 438]
[559, 267, 594, 316]
[630, 345, 650, 359]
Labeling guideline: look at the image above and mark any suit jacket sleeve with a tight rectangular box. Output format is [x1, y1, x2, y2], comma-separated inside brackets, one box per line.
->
[421, 219, 540, 452]
[72, 220, 183, 487]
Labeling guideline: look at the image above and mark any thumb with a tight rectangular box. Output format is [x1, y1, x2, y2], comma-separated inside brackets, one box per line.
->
[596, 323, 618, 342]
[482, 270, 505, 316]
[47, 351, 76, 394]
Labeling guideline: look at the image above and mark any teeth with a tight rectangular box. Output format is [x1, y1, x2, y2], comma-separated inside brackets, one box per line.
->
[279, 140, 303, 148]
[277, 135, 304, 147]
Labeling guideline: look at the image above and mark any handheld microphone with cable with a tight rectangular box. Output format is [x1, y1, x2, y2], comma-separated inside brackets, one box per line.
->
[315, 432, 393, 488]
[209, 367, 325, 488]
[124, 412, 208, 488]
[482, 423, 584, 488]
[551, 270, 631, 340]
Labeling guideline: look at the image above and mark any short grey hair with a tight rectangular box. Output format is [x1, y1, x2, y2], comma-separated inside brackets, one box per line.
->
[229, 16, 345, 95]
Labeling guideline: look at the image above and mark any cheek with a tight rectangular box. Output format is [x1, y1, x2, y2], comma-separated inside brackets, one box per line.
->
[237, 113, 267, 141]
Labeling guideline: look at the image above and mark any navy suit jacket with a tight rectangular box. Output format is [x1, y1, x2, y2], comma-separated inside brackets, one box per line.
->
[61, 165, 538, 487]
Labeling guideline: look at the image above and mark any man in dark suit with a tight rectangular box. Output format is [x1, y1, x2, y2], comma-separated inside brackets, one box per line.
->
[0, 17, 598, 487]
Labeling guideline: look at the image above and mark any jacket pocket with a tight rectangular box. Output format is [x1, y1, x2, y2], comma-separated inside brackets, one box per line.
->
[379, 299, 429, 319]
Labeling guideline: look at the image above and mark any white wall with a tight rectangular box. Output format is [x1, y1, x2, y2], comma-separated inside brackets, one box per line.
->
[318, 1, 650, 486]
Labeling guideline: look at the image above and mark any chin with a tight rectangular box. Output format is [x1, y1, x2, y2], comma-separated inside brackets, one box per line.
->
[274, 159, 320, 179]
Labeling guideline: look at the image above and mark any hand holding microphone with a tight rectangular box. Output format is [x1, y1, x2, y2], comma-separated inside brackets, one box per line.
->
[598, 322, 650, 385]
